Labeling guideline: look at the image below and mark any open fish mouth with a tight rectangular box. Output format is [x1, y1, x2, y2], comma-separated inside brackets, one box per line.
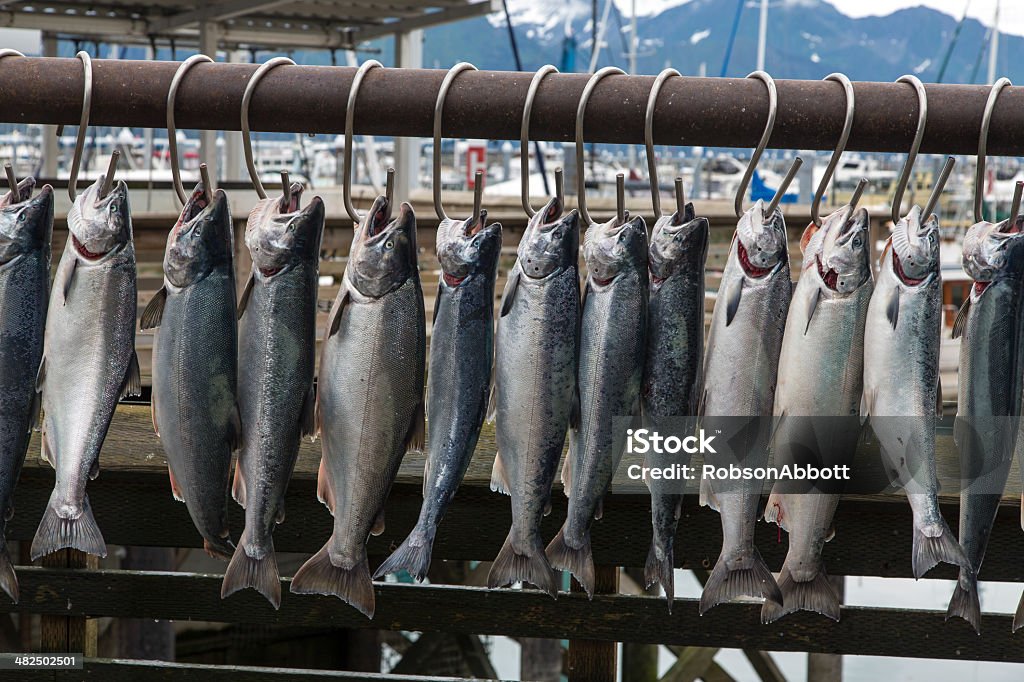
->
[738, 240, 773, 278]
[72, 233, 111, 260]
[365, 199, 390, 238]
[816, 255, 839, 290]
[892, 251, 927, 286]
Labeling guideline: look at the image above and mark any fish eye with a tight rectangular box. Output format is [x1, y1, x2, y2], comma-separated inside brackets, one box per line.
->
[385, 239, 394, 249]
[853, 236, 863, 248]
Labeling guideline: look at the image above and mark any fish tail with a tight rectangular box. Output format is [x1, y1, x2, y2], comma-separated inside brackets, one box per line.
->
[0, 542, 18, 603]
[912, 523, 970, 578]
[30, 495, 106, 560]
[700, 546, 781, 615]
[221, 535, 282, 609]
[761, 565, 840, 624]
[373, 524, 436, 582]
[945, 571, 982, 634]
[545, 525, 594, 598]
[290, 541, 376, 619]
[488, 529, 558, 598]
[644, 541, 674, 612]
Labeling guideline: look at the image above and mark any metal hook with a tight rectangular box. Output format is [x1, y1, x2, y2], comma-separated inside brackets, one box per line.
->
[734, 71, 777, 218]
[167, 53, 214, 206]
[615, 173, 627, 223]
[922, 156, 955, 220]
[433, 62, 478, 222]
[767, 156, 802, 215]
[0, 50, 24, 193]
[386, 167, 395, 208]
[645, 68, 680, 218]
[97, 150, 120, 199]
[473, 170, 484, 221]
[975, 77, 1011, 223]
[554, 168, 564, 207]
[811, 73, 855, 226]
[66, 51, 93, 202]
[576, 66, 626, 225]
[1011, 181, 1024, 225]
[280, 170, 291, 207]
[241, 56, 295, 200]
[849, 178, 868, 213]
[674, 177, 685, 218]
[891, 74, 928, 225]
[343, 59, 382, 223]
[521, 64, 559, 217]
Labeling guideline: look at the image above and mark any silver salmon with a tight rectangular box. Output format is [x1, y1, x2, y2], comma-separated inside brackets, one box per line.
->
[862, 205, 968, 579]
[641, 203, 709, 610]
[142, 183, 239, 560]
[222, 185, 323, 608]
[375, 206, 501, 583]
[0, 178, 52, 601]
[488, 196, 580, 598]
[547, 214, 647, 598]
[699, 199, 789, 614]
[947, 214, 1024, 633]
[762, 204, 872, 623]
[290, 197, 426, 619]
[32, 177, 138, 561]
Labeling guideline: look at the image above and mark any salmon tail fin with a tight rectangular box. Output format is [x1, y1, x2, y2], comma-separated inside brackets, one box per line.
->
[545, 526, 594, 598]
[700, 547, 781, 614]
[912, 524, 970, 578]
[221, 538, 281, 609]
[373, 524, 435, 582]
[30, 495, 106, 560]
[761, 565, 840, 624]
[0, 543, 17, 603]
[945, 572, 982, 634]
[1014, 591, 1024, 633]
[488, 530, 558, 599]
[644, 541, 674, 612]
[290, 542, 375, 619]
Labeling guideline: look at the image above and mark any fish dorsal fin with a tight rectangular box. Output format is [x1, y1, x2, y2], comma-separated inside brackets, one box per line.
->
[327, 286, 351, 339]
[237, 269, 255, 320]
[499, 268, 520, 318]
[800, 222, 820, 255]
[119, 351, 142, 401]
[167, 466, 184, 502]
[140, 286, 168, 330]
[59, 256, 77, 305]
[231, 460, 247, 508]
[490, 452, 511, 495]
[725, 277, 743, 326]
[951, 296, 970, 340]
[886, 289, 900, 329]
[370, 508, 386, 536]
[805, 287, 821, 335]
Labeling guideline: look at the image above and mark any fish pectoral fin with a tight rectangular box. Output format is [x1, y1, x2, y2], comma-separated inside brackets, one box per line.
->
[936, 377, 943, 417]
[316, 458, 335, 515]
[800, 221, 820, 255]
[485, 375, 497, 423]
[140, 286, 168, 330]
[490, 452, 511, 495]
[167, 466, 184, 502]
[698, 477, 719, 511]
[119, 352, 142, 401]
[40, 427, 55, 469]
[35, 356, 45, 393]
[951, 296, 970, 340]
[499, 268, 520, 318]
[885, 288, 900, 329]
[228, 405, 242, 451]
[805, 287, 821, 335]
[725, 276, 743, 326]
[432, 280, 445, 327]
[326, 286, 350, 339]
[421, 458, 431, 498]
[299, 383, 317, 441]
[404, 399, 426, 454]
[237, 269, 255, 320]
[561, 438, 575, 498]
[58, 256, 77, 306]
[371, 508, 386, 536]
[231, 462, 247, 508]
[150, 388, 160, 437]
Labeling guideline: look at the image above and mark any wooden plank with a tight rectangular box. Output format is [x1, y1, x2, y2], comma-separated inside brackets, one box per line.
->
[39, 549, 97, 656]
[3, 568, 1023, 663]
[566, 566, 619, 682]
[19, 657, 498, 681]
[9, 407, 1024, 584]
[661, 647, 719, 682]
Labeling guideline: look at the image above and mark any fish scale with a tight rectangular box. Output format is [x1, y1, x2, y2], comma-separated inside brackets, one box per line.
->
[0, 180, 52, 603]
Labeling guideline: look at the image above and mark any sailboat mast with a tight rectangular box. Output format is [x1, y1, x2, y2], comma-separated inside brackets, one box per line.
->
[757, 0, 768, 71]
[987, 0, 1000, 85]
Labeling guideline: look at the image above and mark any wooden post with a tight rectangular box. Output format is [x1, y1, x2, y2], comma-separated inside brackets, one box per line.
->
[40, 549, 97, 656]
[621, 567, 658, 682]
[807, 576, 845, 681]
[567, 565, 619, 682]
[117, 547, 174, 660]
[521, 637, 562, 682]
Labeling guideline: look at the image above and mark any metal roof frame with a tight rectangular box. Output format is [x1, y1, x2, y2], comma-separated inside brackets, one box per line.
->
[0, 0, 499, 49]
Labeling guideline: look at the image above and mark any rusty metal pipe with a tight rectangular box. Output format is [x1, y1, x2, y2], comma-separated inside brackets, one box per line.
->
[3, 58, 1024, 155]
